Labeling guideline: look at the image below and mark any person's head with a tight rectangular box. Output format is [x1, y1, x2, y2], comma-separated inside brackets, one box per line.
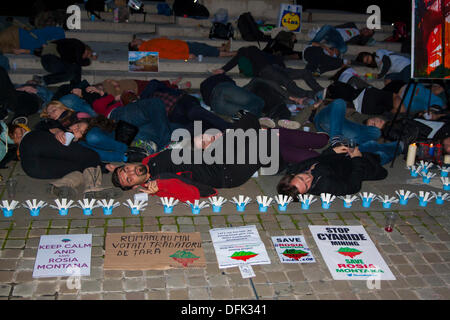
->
[67, 119, 90, 141]
[329, 47, 340, 57]
[277, 172, 314, 200]
[111, 163, 150, 190]
[355, 52, 377, 68]
[8, 124, 30, 145]
[83, 45, 96, 60]
[128, 38, 143, 51]
[193, 132, 223, 149]
[365, 117, 387, 129]
[442, 136, 450, 154]
[360, 27, 375, 38]
[41, 101, 72, 120]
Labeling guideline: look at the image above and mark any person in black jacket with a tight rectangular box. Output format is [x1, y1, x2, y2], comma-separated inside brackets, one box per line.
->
[309, 22, 375, 55]
[33, 38, 97, 86]
[277, 146, 387, 198]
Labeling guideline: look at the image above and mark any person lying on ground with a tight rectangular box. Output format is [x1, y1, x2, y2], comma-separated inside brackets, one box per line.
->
[302, 43, 350, 76]
[263, 30, 302, 60]
[128, 37, 236, 60]
[0, 25, 65, 54]
[329, 66, 371, 90]
[277, 145, 387, 198]
[308, 22, 375, 55]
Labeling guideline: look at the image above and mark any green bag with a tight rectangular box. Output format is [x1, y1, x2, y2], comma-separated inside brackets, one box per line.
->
[237, 56, 254, 77]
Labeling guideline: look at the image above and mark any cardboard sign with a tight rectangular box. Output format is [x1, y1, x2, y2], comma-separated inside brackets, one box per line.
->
[271, 235, 315, 263]
[128, 51, 159, 72]
[33, 234, 92, 278]
[278, 4, 302, 32]
[210, 225, 270, 268]
[309, 226, 396, 280]
[104, 232, 206, 270]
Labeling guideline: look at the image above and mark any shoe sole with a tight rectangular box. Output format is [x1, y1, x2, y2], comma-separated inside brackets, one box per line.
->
[259, 118, 276, 129]
[278, 120, 301, 130]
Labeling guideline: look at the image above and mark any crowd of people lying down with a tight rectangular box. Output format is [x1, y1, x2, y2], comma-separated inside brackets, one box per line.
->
[0, 21, 449, 202]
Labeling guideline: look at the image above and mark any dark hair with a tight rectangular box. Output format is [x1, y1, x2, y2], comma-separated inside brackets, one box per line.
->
[277, 174, 300, 202]
[111, 166, 132, 191]
[7, 124, 21, 140]
[355, 51, 377, 68]
[128, 42, 138, 51]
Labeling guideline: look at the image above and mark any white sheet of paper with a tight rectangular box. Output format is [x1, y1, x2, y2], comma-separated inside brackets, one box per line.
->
[239, 264, 256, 278]
[271, 235, 316, 263]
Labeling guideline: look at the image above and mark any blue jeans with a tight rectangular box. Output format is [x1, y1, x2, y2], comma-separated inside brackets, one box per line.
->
[186, 42, 220, 57]
[109, 98, 172, 150]
[210, 82, 264, 117]
[359, 140, 400, 165]
[309, 25, 347, 54]
[402, 83, 444, 113]
[314, 99, 381, 144]
[79, 127, 128, 162]
[59, 94, 97, 117]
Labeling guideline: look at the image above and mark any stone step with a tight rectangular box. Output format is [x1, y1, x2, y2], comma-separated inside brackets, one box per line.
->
[156, 24, 393, 42]
[76, 20, 158, 33]
[8, 68, 385, 90]
[7, 52, 383, 75]
[80, 10, 175, 24]
[66, 30, 155, 43]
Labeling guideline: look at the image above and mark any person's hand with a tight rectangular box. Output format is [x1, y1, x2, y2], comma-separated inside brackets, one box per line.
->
[16, 86, 37, 94]
[71, 88, 82, 97]
[212, 68, 224, 75]
[333, 145, 349, 154]
[348, 146, 362, 158]
[114, 94, 121, 101]
[139, 180, 159, 194]
[86, 86, 104, 96]
[54, 130, 66, 145]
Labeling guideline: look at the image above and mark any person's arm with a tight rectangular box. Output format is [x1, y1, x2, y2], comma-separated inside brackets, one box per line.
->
[377, 56, 391, 79]
[219, 53, 240, 73]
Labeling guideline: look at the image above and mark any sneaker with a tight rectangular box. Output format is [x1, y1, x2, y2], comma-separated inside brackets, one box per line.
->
[12, 116, 28, 125]
[231, 109, 249, 122]
[259, 117, 276, 129]
[278, 119, 301, 130]
[330, 135, 347, 147]
[132, 139, 158, 155]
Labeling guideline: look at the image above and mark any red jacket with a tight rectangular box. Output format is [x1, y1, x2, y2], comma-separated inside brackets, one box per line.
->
[92, 94, 123, 117]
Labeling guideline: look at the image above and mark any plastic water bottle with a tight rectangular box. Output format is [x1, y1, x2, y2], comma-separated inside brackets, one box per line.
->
[90, 14, 95, 21]
[198, 54, 203, 62]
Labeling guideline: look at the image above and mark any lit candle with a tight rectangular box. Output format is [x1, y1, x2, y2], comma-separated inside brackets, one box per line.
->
[406, 143, 417, 167]
[429, 143, 435, 156]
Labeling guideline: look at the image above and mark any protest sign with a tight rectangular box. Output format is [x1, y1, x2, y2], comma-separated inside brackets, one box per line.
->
[271, 235, 315, 263]
[210, 225, 270, 268]
[309, 226, 396, 280]
[104, 232, 205, 270]
[33, 234, 92, 278]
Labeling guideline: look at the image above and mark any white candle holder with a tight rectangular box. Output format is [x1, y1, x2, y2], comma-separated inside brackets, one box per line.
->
[395, 190, 416, 205]
[438, 165, 449, 178]
[49, 199, 77, 216]
[0, 200, 20, 218]
[256, 196, 273, 212]
[123, 199, 148, 215]
[274, 194, 293, 211]
[230, 195, 252, 212]
[298, 194, 317, 210]
[96, 199, 120, 216]
[431, 192, 450, 205]
[337, 195, 359, 208]
[160, 197, 179, 214]
[185, 200, 209, 215]
[77, 199, 100, 216]
[407, 165, 422, 177]
[22, 199, 48, 217]
[359, 192, 376, 208]
[320, 193, 336, 209]
[420, 171, 436, 184]
[208, 196, 227, 213]
[376, 195, 399, 209]
[417, 191, 435, 207]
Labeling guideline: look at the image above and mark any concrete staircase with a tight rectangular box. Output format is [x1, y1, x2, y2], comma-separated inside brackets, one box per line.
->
[6, 2, 402, 91]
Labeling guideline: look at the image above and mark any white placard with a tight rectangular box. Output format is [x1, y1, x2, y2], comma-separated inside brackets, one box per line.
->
[271, 235, 315, 263]
[209, 225, 271, 268]
[239, 264, 256, 278]
[33, 234, 92, 278]
[309, 226, 395, 280]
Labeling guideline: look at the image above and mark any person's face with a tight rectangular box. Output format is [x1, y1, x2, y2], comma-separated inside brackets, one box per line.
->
[46, 105, 65, 120]
[68, 122, 88, 140]
[12, 127, 26, 145]
[330, 47, 340, 57]
[290, 173, 313, 194]
[363, 55, 373, 65]
[443, 137, 450, 154]
[117, 164, 149, 188]
[431, 84, 444, 96]
[193, 132, 223, 149]
[366, 117, 385, 129]
[130, 38, 143, 49]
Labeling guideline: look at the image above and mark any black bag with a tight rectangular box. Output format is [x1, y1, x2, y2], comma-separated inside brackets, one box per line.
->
[85, 0, 106, 12]
[209, 22, 234, 40]
[237, 12, 271, 43]
[115, 120, 139, 146]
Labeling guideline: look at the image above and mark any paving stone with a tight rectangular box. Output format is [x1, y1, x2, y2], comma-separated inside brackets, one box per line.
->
[102, 279, 123, 292]
[273, 283, 294, 297]
[433, 287, 450, 299]
[207, 274, 229, 287]
[179, 225, 196, 232]
[430, 263, 450, 274]
[395, 289, 419, 300]
[34, 282, 58, 296]
[422, 252, 444, 263]
[376, 290, 400, 300]
[146, 277, 166, 289]
[168, 288, 189, 300]
[285, 270, 306, 282]
[422, 275, 446, 287]
[81, 280, 102, 293]
[142, 225, 159, 232]
[161, 225, 178, 232]
[147, 290, 167, 300]
[104, 270, 123, 279]
[0, 271, 15, 283]
[414, 288, 442, 300]
[0, 258, 18, 270]
[395, 265, 418, 277]
[0, 284, 11, 296]
[123, 278, 146, 292]
[80, 293, 102, 300]
[338, 292, 359, 300]
[12, 283, 37, 297]
[166, 274, 187, 288]
[176, 217, 193, 225]
[125, 292, 146, 300]
[357, 292, 379, 300]
[188, 287, 210, 300]
[193, 217, 210, 225]
[397, 243, 416, 253]
[4, 239, 25, 249]
[413, 264, 436, 275]
[106, 219, 122, 227]
[58, 294, 79, 300]
[102, 293, 125, 300]
[187, 275, 208, 287]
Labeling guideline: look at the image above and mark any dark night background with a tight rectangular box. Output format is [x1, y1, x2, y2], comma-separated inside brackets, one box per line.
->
[0, 0, 412, 25]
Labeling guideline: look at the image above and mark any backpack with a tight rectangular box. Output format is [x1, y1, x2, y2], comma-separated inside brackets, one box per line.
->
[209, 22, 234, 40]
[237, 12, 271, 44]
